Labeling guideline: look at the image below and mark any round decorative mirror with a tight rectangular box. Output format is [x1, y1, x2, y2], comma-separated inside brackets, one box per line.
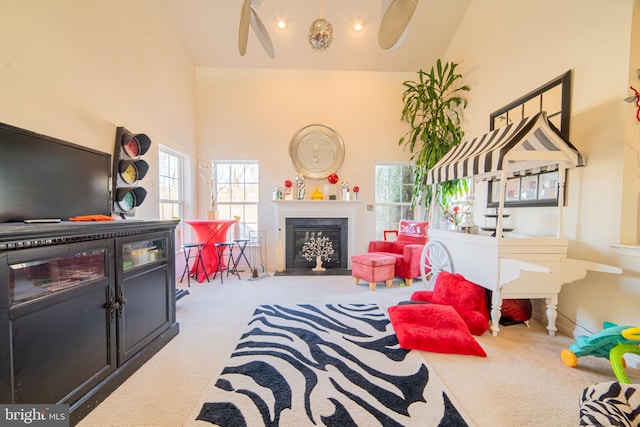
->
[289, 124, 345, 179]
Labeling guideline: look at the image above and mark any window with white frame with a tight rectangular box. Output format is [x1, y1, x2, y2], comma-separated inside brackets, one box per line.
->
[159, 146, 185, 249]
[214, 161, 259, 238]
[375, 163, 415, 239]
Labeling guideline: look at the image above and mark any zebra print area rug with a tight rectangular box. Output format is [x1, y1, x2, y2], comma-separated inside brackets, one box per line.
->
[197, 303, 469, 426]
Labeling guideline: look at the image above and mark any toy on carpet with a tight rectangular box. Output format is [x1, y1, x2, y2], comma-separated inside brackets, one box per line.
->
[561, 322, 640, 383]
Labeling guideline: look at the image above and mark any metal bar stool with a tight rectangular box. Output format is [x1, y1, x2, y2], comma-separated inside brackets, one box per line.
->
[233, 238, 251, 272]
[213, 241, 241, 283]
[181, 243, 209, 286]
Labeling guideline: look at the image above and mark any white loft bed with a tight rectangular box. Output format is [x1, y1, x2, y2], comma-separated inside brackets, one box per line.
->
[421, 111, 621, 336]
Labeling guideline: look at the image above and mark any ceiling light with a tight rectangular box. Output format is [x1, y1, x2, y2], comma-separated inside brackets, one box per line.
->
[352, 19, 364, 33]
[309, 0, 333, 52]
[276, 19, 287, 31]
[309, 18, 333, 51]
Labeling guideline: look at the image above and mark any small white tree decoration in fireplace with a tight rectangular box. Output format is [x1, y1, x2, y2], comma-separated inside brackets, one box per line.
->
[301, 235, 334, 272]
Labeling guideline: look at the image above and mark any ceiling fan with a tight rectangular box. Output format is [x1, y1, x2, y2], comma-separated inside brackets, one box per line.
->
[238, 0, 275, 59]
[378, 0, 420, 50]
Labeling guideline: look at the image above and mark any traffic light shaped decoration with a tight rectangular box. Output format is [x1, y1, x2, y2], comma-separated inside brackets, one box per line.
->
[112, 127, 151, 218]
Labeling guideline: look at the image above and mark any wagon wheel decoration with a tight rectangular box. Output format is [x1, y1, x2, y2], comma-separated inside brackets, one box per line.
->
[420, 241, 454, 289]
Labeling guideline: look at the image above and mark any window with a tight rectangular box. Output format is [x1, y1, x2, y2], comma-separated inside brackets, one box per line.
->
[214, 161, 259, 238]
[375, 163, 415, 238]
[158, 147, 185, 248]
[487, 171, 559, 208]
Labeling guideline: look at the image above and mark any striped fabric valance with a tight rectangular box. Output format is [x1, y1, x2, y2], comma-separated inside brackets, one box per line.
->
[427, 112, 585, 185]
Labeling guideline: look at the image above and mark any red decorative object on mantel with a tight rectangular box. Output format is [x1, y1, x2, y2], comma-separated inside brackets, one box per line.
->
[630, 86, 640, 122]
[353, 186, 360, 200]
[327, 173, 338, 184]
[284, 179, 292, 188]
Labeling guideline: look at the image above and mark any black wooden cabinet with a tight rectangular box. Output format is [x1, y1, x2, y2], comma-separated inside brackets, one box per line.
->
[0, 220, 179, 424]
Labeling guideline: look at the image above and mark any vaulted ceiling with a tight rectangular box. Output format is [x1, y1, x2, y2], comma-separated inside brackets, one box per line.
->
[161, 0, 471, 72]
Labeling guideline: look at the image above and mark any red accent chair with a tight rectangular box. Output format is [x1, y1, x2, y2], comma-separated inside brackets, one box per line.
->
[368, 219, 428, 287]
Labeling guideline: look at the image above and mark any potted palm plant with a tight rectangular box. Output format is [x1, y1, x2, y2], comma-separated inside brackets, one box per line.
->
[399, 59, 470, 213]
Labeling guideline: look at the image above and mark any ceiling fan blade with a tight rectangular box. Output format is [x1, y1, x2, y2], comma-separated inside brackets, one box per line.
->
[250, 7, 275, 59]
[238, 0, 251, 56]
[378, 0, 419, 50]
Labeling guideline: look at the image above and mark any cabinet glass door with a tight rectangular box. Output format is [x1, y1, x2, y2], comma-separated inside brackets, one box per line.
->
[116, 230, 173, 364]
[10, 249, 106, 305]
[122, 238, 166, 271]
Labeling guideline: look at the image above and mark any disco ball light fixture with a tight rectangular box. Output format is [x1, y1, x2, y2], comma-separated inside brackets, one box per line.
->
[308, 18, 333, 51]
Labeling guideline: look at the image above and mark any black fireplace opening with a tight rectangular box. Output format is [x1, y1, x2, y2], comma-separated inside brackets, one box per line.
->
[285, 217, 348, 271]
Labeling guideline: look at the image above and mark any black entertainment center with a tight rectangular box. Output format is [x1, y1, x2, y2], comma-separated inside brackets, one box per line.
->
[0, 123, 179, 424]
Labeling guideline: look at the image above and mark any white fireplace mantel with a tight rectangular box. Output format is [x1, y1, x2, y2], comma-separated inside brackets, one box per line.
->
[273, 200, 361, 269]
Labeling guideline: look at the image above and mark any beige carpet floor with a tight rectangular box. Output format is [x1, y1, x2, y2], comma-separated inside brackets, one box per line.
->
[77, 273, 639, 427]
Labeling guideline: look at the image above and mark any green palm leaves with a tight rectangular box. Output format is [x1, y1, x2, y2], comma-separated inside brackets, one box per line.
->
[399, 59, 470, 209]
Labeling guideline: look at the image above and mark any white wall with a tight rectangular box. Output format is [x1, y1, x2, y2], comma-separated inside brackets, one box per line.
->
[621, 0, 640, 244]
[0, 0, 198, 220]
[444, 0, 640, 335]
[194, 68, 415, 256]
[1, 0, 638, 337]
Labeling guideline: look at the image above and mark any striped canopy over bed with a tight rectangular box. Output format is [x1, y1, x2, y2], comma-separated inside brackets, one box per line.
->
[427, 111, 585, 185]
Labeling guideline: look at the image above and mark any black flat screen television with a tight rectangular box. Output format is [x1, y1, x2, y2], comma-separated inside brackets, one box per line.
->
[0, 123, 112, 223]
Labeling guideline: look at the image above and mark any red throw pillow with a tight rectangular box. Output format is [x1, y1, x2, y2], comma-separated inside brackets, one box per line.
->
[429, 271, 490, 335]
[388, 304, 486, 357]
[396, 220, 429, 245]
[410, 290, 435, 304]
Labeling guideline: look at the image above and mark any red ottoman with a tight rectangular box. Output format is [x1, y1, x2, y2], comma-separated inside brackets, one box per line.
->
[351, 253, 396, 291]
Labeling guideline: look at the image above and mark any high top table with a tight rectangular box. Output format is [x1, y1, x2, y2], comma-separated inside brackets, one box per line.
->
[185, 219, 237, 282]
